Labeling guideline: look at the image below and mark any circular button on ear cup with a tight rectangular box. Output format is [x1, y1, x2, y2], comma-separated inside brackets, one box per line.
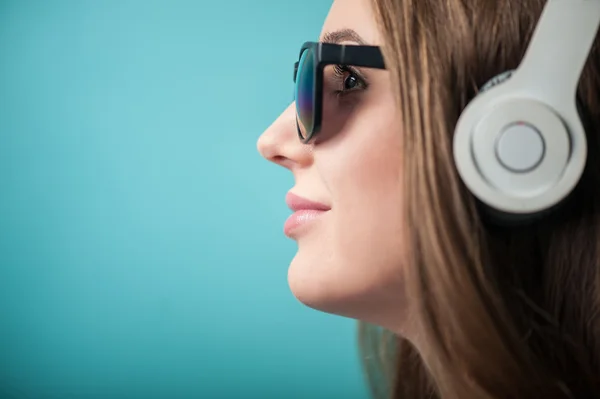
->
[495, 122, 545, 173]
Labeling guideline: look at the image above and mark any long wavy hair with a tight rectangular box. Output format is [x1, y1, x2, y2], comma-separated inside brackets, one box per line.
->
[358, 1, 600, 398]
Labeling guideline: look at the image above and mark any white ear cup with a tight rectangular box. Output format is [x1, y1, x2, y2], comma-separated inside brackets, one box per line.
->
[452, 0, 600, 219]
[453, 86, 582, 215]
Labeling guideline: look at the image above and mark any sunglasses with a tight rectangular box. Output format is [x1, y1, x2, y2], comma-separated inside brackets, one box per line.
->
[293, 41, 386, 143]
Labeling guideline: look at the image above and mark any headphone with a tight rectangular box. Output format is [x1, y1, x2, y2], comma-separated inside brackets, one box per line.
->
[453, 0, 600, 224]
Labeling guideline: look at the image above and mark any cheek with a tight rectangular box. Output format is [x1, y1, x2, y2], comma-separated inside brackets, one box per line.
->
[329, 116, 405, 281]
[330, 97, 404, 251]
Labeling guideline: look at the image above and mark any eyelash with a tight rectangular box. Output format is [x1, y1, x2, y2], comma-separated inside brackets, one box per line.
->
[331, 65, 368, 97]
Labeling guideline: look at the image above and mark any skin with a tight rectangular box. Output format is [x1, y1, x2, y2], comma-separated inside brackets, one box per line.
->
[257, 0, 410, 336]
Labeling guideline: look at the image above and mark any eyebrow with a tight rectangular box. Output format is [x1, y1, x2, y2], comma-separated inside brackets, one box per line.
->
[321, 29, 367, 45]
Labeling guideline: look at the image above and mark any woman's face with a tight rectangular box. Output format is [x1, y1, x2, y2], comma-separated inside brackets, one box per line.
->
[257, 0, 408, 333]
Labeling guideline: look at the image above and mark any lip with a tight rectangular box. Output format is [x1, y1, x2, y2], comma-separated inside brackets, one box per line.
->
[285, 192, 331, 212]
[284, 192, 330, 236]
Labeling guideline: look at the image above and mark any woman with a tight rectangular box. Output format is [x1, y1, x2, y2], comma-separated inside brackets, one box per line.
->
[257, 0, 600, 397]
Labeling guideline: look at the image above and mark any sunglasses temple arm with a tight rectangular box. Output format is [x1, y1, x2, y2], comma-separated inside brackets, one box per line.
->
[291, 62, 299, 101]
[293, 62, 298, 82]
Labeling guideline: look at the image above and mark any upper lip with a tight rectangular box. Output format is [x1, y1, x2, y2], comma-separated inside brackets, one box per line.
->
[286, 192, 331, 212]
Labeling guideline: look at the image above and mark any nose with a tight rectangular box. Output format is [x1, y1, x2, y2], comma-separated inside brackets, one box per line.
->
[257, 103, 313, 170]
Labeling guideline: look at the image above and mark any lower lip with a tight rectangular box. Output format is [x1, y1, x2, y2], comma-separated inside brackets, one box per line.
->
[284, 210, 328, 236]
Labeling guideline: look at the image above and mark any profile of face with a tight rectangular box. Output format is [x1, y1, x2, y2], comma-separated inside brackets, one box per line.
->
[257, 0, 408, 334]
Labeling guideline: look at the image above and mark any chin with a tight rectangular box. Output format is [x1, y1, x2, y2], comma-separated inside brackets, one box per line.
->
[286, 253, 349, 314]
[287, 252, 387, 321]
[285, 247, 410, 335]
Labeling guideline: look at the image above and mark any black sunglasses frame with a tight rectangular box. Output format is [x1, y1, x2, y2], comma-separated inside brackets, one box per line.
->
[293, 41, 386, 143]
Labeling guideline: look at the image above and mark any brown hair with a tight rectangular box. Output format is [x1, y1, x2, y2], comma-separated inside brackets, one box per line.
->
[358, 0, 600, 398]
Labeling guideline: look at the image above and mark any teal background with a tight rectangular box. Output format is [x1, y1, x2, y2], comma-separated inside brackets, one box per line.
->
[0, 1, 369, 398]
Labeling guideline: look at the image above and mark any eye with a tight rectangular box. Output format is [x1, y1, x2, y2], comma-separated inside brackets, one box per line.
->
[332, 65, 367, 94]
[343, 74, 360, 90]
